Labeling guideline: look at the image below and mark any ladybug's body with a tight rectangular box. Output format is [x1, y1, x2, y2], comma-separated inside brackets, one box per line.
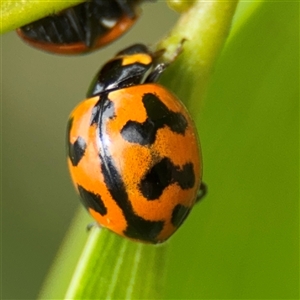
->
[17, 0, 144, 54]
[67, 44, 203, 243]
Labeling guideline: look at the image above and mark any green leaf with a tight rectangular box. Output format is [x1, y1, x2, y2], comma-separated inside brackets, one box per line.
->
[0, 0, 85, 34]
[166, 1, 299, 299]
[38, 210, 92, 299]
[65, 228, 168, 299]
[39, 210, 168, 300]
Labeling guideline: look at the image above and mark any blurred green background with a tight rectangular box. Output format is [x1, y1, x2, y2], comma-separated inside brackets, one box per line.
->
[2, 1, 298, 299]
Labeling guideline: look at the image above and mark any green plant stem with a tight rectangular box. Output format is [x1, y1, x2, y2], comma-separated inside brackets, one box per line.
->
[159, 0, 239, 119]
[64, 226, 168, 299]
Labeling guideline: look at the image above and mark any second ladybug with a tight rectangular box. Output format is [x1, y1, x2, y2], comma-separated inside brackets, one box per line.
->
[17, 0, 148, 54]
[67, 44, 205, 243]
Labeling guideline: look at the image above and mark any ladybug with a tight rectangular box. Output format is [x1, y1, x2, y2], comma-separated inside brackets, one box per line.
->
[67, 44, 205, 243]
[17, 0, 147, 55]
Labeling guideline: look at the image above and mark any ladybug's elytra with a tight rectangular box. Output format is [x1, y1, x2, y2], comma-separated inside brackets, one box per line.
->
[67, 44, 204, 243]
[17, 0, 147, 55]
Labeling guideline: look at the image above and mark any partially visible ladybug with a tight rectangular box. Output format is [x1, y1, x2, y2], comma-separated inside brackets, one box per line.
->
[17, 0, 148, 55]
[67, 44, 205, 243]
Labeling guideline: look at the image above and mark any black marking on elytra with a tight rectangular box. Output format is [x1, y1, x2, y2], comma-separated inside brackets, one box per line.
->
[90, 104, 101, 126]
[94, 93, 164, 243]
[171, 204, 191, 227]
[177, 163, 196, 189]
[90, 94, 115, 125]
[121, 93, 188, 145]
[78, 185, 107, 216]
[67, 117, 87, 166]
[69, 137, 87, 166]
[140, 158, 195, 200]
[120, 119, 156, 145]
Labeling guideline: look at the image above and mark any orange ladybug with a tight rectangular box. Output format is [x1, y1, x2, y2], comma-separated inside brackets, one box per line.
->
[67, 44, 205, 243]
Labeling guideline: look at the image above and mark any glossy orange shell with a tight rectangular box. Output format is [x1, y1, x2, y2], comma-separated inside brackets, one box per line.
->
[67, 83, 202, 243]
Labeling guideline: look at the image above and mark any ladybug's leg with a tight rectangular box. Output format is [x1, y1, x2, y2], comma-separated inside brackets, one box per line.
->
[86, 222, 102, 232]
[196, 182, 207, 203]
[145, 63, 167, 83]
[146, 39, 186, 83]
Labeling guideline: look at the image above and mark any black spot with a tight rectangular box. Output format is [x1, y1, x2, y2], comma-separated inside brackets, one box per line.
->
[68, 136, 87, 166]
[143, 93, 188, 135]
[139, 158, 196, 200]
[121, 93, 188, 145]
[77, 185, 107, 216]
[174, 163, 195, 190]
[121, 119, 156, 145]
[171, 204, 191, 227]
[124, 217, 164, 242]
[67, 117, 86, 166]
[139, 158, 174, 200]
[94, 94, 164, 243]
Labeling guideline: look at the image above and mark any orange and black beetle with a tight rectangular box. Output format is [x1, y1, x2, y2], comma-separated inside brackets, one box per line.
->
[67, 44, 205, 243]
